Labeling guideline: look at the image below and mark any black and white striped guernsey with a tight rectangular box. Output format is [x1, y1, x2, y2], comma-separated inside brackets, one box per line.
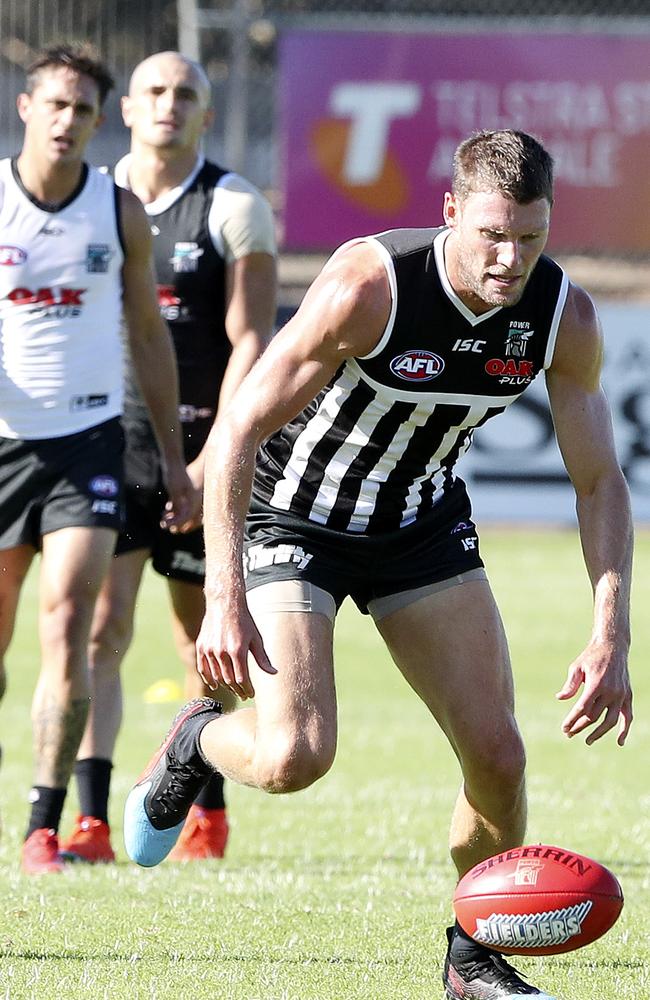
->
[253, 227, 569, 535]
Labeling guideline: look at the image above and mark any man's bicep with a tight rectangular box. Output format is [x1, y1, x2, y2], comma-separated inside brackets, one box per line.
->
[225, 253, 277, 344]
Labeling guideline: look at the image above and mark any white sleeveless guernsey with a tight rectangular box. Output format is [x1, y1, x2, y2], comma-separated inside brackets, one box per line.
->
[0, 158, 125, 439]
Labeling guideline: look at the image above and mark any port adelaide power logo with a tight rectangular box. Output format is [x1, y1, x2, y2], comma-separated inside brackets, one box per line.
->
[390, 349, 445, 382]
[86, 244, 113, 273]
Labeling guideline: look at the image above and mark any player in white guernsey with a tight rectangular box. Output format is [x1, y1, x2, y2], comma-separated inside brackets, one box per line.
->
[0, 45, 193, 874]
[60, 52, 277, 865]
[124, 132, 633, 999]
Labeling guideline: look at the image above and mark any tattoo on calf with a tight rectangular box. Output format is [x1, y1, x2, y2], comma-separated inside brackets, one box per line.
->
[33, 695, 90, 787]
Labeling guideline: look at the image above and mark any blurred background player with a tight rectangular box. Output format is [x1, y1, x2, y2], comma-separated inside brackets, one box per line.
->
[61, 51, 277, 864]
[0, 44, 192, 874]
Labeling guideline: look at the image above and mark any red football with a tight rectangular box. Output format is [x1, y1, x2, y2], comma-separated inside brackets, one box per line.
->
[453, 844, 624, 956]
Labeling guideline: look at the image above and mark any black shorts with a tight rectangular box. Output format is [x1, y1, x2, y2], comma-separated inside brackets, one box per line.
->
[115, 480, 205, 585]
[114, 412, 206, 585]
[0, 418, 124, 550]
[243, 482, 484, 615]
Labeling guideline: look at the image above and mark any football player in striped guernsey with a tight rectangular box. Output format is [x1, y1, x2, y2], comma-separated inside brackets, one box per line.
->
[125, 130, 632, 999]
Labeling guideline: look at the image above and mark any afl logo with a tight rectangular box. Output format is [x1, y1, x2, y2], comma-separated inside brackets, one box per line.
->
[89, 475, 119, 497]
[390, 349, 445, 382]
[0, 245, 27, 266]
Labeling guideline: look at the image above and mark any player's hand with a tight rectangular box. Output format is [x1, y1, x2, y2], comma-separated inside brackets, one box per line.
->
[160, 459, 200, 533]
[195, 591, 277, 700]
[556, 639, 633, 746]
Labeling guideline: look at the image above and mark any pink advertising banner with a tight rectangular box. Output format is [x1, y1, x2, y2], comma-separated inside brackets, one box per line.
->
[280, 30, 650, 252]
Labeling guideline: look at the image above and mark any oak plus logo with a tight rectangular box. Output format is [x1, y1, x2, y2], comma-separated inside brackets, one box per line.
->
[390, 349, 444, 382]
[485, 357, 534, 386]
[7, 286, 86, 318]
[157, 283, 187, 322]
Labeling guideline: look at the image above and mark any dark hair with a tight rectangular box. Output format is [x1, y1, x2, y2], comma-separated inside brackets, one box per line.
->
[26, 44, 114, 107]
[452, 130, 554, 205]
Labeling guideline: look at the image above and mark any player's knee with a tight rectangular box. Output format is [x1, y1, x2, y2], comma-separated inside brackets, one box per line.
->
[491, 737, 526, 795]
[465, 722, 527, 794]
[256, 735, 335, 794]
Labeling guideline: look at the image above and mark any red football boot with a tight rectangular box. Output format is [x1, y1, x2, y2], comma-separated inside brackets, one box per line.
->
[60, 815, 116, 863]
[21, 828, 64, 874]
[168, 805, 229, 861]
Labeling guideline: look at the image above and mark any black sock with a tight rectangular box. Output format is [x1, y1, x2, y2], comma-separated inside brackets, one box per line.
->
[26, 786, 67, 839]
[194, 771, 226, 810]
[74, 757, 113, 824]
[450, 920, 492, 960]
[453, 920, 475, 942]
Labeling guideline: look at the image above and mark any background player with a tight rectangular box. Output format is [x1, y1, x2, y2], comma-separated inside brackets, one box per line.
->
[61, 51, 277, 864]
[0, 44, 192, 873]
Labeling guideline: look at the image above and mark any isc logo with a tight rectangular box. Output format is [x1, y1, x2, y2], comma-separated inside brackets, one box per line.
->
[390, 350, 445, 381]
[452, 338, 486, 353]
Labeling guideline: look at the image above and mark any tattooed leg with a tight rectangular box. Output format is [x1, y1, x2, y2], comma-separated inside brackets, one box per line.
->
[33, 526, 117, 788]
[31, 691, 90, 788]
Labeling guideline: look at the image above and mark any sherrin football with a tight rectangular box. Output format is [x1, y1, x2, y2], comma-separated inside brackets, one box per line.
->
[453, 844, 623, 956]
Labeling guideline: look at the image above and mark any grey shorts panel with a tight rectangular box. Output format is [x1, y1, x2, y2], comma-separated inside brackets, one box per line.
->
[367, 567, 488, 621]
[245, 570, 487, 626]
[246, 579, 337, 622]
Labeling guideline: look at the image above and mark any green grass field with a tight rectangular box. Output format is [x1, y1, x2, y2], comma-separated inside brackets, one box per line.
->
[1, 528, 648, 999]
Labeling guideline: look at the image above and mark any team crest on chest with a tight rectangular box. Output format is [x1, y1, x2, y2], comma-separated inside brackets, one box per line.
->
[170, 242, 204, 273]
[86, 244, 112, 273]
[505, 321, 534, 358]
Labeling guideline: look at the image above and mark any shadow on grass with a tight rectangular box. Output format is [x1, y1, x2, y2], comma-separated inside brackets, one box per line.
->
[0, 947, 404, 967]
[542, 957, 645, 972]
[3, 942, 643, 973]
